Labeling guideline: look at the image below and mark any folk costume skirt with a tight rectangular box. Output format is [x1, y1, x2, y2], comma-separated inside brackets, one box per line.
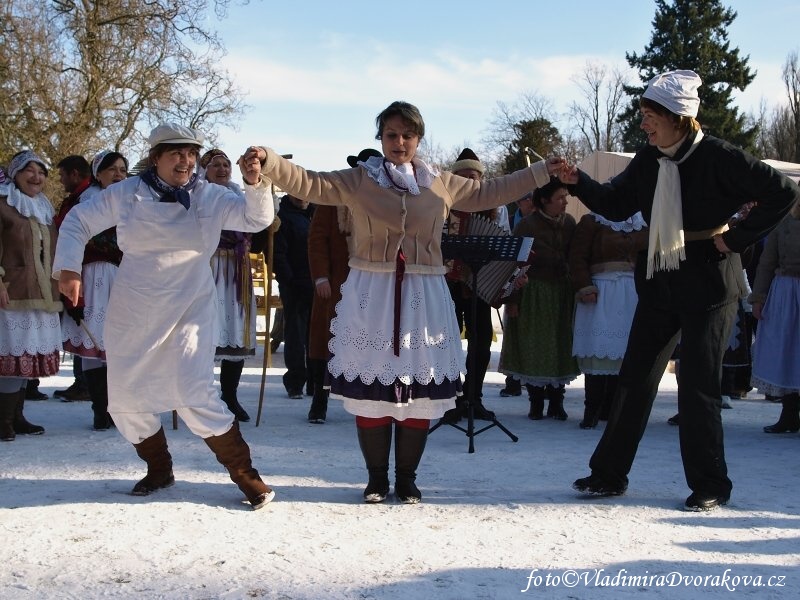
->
[328, 268, 462, 420]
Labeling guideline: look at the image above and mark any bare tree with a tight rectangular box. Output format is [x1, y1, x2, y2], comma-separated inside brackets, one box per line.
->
[782, 50, 800, 162]
[568, 62, 629, 154]
[0, 0, 247, 168]
[481, 92, 559, 173]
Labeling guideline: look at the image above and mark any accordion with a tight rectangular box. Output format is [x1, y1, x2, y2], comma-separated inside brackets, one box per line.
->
[443, 211, 534, 306]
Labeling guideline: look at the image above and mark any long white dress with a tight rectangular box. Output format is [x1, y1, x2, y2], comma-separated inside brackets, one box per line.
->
[53, 176, 273, 414]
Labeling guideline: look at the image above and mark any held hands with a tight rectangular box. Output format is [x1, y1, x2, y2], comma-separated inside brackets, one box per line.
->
[58, 271, 82, 308]
[0, 285, 8, 309]
[544, 157, 579, 184]
[238, 146, 266, 185]
[580, 291, 598, 304]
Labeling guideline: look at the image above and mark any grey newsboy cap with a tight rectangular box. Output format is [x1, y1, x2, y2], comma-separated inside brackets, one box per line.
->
[147, 123, 205, 148]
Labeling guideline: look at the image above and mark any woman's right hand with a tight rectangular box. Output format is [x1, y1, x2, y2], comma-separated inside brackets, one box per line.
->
[58, 271, 82, 307]
[315, 280, 332, 299]
[0, 284, 9, 309]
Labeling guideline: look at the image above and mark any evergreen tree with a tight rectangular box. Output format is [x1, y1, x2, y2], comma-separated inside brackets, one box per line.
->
[502, 118, 562, 174]
[618, 0, 756, 152]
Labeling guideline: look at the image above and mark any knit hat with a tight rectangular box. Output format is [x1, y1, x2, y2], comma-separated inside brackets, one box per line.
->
[642, 70, 702, 117]
[347, 148, 382, 168]
[147, 123, 205, 148]
[450, 148, 484, 175]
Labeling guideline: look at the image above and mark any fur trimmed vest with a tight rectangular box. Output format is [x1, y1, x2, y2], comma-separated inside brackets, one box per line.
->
[0, 196, 62, 312]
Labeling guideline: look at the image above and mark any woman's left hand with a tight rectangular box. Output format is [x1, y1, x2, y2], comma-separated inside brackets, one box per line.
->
[0, 285, 9, 309]
[713, 234, 731, 254]
[239, 147, 264, 185]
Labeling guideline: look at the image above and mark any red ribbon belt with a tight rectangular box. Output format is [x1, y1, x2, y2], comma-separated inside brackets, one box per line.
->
[393, 248, 406, 356]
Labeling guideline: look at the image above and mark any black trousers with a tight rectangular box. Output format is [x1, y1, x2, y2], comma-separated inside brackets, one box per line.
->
[279, 285, 313, 393]
[449, 283, 493, 400]
[589, 300, 736, 497]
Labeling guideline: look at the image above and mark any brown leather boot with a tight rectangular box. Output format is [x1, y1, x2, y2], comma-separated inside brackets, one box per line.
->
[204, 421, 275, 510]
[13, 390, 45, 435]
[0, 391, 18, 441]
[131, 427, 175, 496]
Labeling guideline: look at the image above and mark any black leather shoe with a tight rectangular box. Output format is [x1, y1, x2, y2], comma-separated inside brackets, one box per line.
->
[684, 492, 729, 512]
[499, 386, 521, 397]
[573, 474, 626, 497]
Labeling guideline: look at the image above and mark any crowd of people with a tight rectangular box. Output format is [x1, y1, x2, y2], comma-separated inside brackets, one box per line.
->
[1, 69, 799, 513]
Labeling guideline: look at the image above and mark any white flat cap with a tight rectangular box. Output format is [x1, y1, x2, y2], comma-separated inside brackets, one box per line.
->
[147, 123, 205, 148]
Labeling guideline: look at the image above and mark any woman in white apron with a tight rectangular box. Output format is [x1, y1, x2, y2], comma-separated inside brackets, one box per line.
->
[54, 124, 276, 510]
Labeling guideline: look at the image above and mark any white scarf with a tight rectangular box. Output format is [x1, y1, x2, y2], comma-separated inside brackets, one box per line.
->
[646, 129, 704, 279]
[361, 155, 438, 195]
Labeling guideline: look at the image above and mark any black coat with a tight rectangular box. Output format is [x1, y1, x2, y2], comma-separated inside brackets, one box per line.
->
[273, 200, 314, 291]
[569, 134, 798, 311]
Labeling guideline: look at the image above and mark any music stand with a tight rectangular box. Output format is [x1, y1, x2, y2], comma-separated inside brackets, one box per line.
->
[429, 234, 523, 453]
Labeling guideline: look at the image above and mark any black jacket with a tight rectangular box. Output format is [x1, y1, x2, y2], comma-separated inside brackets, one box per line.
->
[273, 199, 314, 290]
[569, 133, 798, 311]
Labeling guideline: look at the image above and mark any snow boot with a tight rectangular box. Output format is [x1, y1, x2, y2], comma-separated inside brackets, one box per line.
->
[579, 375, 604, 429]
[394, 424, 428, 504]
[546, 385, 568, 421]
[84, 366, 113, 431]
[131, 427, 175, 496]
[0, 391, 18, 441]
[13, 390, 44, 435]
[220, 359, 250, 422]
[204, 421, 274, 509]
[763, 393, 800, 434]
[357, 423, 392, 503]
[526, 384, 546, 420]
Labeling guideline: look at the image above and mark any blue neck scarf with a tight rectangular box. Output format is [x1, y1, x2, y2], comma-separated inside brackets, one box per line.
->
[141, 167, 198, 210]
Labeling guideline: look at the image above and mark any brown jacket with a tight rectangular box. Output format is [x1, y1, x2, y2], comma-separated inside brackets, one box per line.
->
[260, 150, 551, 274]
[568, 214, 649, 296]
[0, 196, 62, 312]
[307, 205, 351, 360]
[512, 210, 576, 283]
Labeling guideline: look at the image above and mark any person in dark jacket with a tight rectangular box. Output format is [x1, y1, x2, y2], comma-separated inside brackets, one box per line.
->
[274, 194, 315, 398]
[562, 70, 798, 511]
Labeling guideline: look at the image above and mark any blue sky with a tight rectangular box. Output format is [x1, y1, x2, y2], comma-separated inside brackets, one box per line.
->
[211, 0, 799, 172]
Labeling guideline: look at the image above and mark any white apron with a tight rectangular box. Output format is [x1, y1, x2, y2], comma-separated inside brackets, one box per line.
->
[105, 199, 219, 414]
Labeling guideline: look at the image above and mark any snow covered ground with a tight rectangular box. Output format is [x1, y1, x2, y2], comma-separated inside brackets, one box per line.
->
[1, 342, 798, 599]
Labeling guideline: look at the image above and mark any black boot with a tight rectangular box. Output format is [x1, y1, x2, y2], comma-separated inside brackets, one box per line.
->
[526, 385, 545, 420]
[85, 366, 112, 431]
[220, 359, 250, 422]
[307, 359, 328, 424]
[394, 424, 428, 504]
[500, 376, 522, 397]
[13, 390, 45, 435]
[441, 394, 466, 424]
[357, 424, 392, 503]
[471, 395, 496, 421]
[131, 427, 175, 496]
[763, 393, 800, 434]
[25, 379, 48, 400]
[546, 385, 568, 421]
[0, 391, 18, 441]
[580, 375, 604, 429]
